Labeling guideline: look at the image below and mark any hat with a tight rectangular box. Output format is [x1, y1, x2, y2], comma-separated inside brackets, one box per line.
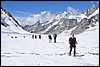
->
[72, 34, 74, 37]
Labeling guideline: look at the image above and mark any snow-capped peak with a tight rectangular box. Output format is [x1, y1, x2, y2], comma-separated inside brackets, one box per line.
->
[88, 7, 99, 19]
[1, 7, 31, 34]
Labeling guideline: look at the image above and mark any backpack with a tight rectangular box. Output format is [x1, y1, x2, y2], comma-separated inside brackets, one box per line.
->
[69, 37, 76, 46]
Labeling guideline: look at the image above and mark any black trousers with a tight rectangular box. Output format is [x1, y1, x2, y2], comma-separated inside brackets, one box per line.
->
[69, 45, 76, 56]
[54, 38, 56, 43]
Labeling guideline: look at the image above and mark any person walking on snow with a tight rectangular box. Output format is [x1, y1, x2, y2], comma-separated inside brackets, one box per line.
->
[68, 34, 78, 57]
[39, 35, 41, 39]
[32, 34, 34, 39]
[35, 35, 37, 39]
[48, 34, 52, 43]
[53, 34, 57, 43]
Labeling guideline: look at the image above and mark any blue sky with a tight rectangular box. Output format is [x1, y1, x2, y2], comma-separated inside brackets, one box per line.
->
[1, 1, 99, 17]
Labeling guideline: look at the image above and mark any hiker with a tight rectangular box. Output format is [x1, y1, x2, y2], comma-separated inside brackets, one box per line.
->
[11, 36, 13, 38]
[68, 34, 78, 57]
[35, 35, 37, 39]
[48, 34, 52, 43]
[15, 36, 17, 38]
[53, 34, 57, 43]
[32, 34, 34, 39]
[39, 35, 41, 39]
[23, 36, 25, 38]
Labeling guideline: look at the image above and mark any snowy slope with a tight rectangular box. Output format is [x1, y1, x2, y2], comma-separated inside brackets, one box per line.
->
[68, 13, 87, 22]
[88, 7, 99, 19]
[1, 5, 99, 66]
[42, 12, 68, 33]
[1, 25, 99, 66]
[1, 7, 31, 34]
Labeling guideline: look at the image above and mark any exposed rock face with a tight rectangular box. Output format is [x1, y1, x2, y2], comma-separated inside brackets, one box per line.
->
[23, 5, 99, 35]
[23, 12, 78, 34]
[71, 18, 90, 34]
[84, 5, 98, 17]
[43, 18, 78, 35]
[1, 7, 20, 27]
[89, 14, 99, 27]
[89, 5, 98, 15]
[71, 13, 99, 35]
[71, 6, 99, 35]
[64, 19, 78, 30]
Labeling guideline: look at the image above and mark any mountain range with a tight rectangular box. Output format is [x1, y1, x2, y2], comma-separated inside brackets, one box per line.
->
[1, 5, 99, 35]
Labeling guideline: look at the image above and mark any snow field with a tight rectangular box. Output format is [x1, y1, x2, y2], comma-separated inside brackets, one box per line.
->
[1, 27, 99, 66]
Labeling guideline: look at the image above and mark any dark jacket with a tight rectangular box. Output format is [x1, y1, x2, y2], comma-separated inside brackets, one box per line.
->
[69, 37, 77, 47]
[48, 35, 52, 39]
[53, 34, 57, 39]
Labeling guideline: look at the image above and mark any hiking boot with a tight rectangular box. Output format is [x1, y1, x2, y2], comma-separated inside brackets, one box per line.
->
[68, 53, 71, 56]
[73, 55, 76, 57]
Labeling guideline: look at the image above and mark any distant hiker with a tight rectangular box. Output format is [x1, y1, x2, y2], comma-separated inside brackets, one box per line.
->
[23, 36, 25, 38]
[11, 36, 13, 38]
[15, 36, 17, 38]
[35, 35, 37, 39]
[53, 34, 57, 43]
[48, 34, 52, 43]
[32, 34, 34, 39]
[39, 35, 41, 39]
[68, 34, 78, 57]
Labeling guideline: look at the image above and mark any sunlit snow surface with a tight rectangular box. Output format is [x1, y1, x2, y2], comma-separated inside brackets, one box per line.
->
[1, 25, 99, 66]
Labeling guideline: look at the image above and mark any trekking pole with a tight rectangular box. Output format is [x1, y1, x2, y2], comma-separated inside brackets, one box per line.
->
[67, 44, 70, 54]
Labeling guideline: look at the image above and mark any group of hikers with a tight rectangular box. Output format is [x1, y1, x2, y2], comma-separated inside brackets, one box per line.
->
[11, 33, 78, 57]
[11, 34, 41, 39]
[48, 34, 57, 43]
[48, 33, 78, 57]
[32, 34, 41, 39]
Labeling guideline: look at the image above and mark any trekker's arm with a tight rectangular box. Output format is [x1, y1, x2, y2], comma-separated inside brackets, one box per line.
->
[76, 41, 78, 44]
[69, 37, 71, 44]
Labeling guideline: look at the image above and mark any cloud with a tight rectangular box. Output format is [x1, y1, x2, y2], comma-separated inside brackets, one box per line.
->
[12, 11, 33, 17]
[13, 10, 54, 26]
[41, 11, 47, 15]
[40, 11, 51, 15]
[15, 11, 33, 15]
[90, 1, 94, 4]
[67, 6, 78, 15]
